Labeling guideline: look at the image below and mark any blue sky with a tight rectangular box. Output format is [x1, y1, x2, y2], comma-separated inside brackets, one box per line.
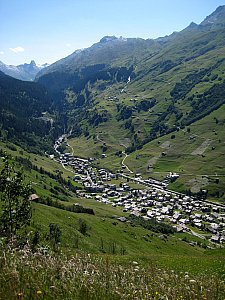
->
[1, 0, 225, 65]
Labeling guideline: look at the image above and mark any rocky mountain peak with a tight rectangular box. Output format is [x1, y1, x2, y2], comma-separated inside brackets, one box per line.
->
[0, 60, 48, 81]
[30, 60, 36, 66]
[99, 36, 118, 43]
[188, 22, 198, 29]
[201, 5, 225, 26]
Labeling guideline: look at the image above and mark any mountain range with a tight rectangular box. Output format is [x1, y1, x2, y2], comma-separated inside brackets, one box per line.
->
[1, 5, 225, 200]
[0, 60, 49, 81]
[35, 5, 225, 144]
[0, 6, 225, 285]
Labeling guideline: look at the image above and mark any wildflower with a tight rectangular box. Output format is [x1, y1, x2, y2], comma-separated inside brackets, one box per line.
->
[17, 292, 23, 298]
[189, 279, 196, 284]
[36, 290, 42, 295]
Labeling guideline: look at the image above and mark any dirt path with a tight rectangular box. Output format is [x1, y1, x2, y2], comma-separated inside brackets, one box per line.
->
[96, 134, 104, 143]
[122, 151, 133, 174]
[189, 230, 206, 240]
[119, 142, 133, 174]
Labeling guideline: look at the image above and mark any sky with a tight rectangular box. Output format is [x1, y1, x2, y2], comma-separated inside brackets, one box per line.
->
[1, 0, 225, 65]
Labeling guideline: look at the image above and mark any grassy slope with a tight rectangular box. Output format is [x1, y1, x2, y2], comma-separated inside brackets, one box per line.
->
[67, 101, 225, 201]
[65, 51, 225, 193]
[124, 103, 225, 201]
[1, 141, 224, 276]
[32, 202, 225, 275]
[65, 41, 225, 175]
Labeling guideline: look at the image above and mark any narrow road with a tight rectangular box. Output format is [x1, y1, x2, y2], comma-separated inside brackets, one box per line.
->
[96, 134, 104, 143]
[53, 134, 86, 175]
[189, 230, 206, 240]
[120, 143, 133, 174]
[153, 172, 225, 177]
[96, 134, 133, 174]
[122, 151, 133, 174]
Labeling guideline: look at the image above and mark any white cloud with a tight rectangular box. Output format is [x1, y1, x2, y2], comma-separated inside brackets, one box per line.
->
[0, 51, 4, 55]
[66, 43, 71, 47]
[9, 46, 25, 53]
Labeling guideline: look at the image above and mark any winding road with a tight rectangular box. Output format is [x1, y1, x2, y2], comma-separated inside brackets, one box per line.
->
[121, 150, 133, 174]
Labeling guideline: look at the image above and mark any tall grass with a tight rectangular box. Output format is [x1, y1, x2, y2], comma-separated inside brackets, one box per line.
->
[0, 245, 224, 300]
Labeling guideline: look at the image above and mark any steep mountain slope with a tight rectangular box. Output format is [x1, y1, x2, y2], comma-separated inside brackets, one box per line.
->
[201, 5, 225, 29]
[0, 60, 48, 81]
[36, 36, 158, 75]
[36, 6, 225, 150]
[125, 102, 225, 202]
[35, 5, 225, 200]
[36, 37, 160, 106]
[0, 71, 57, 152]
[64, 100, 225, 203]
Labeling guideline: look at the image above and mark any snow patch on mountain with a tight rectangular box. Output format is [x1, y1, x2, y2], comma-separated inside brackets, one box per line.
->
[0, 60, 49, 81]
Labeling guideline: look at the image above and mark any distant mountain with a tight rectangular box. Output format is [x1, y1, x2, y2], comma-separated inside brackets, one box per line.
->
[36, 36, 157, 78]
[37, 6, 225, 84]
[0, 60, 49, 81]
[4, 5, 225, 157]
[35, 36, 159, 106]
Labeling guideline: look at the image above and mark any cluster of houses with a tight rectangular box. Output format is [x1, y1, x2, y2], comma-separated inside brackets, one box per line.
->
[95, 185, 225, 244]
[53, 136, 225, 245]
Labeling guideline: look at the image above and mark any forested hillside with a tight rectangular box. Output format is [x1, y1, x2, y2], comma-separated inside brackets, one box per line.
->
[0, 71, 60, 153]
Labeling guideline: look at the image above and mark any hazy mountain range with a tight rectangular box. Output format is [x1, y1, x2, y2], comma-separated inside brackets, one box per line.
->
[0, 60, 49, 81]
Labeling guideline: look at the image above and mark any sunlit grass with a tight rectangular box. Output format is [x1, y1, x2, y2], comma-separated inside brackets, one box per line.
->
[0, 245, 224, 300]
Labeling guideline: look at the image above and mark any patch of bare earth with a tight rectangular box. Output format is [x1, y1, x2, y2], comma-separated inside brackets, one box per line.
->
[187, 176, 209, 193]
[160, 141, 171, 149]
[119, 138, 131, 148]
[148, 141, 171, 170]
[148, 155, 160, 170]
[191, 139, 212, 156]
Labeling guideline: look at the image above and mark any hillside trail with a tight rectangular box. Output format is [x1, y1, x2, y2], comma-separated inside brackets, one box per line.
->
[97, 131, 134, 174]
[96, 72, 134, 173]
[120, 143, 134, 174]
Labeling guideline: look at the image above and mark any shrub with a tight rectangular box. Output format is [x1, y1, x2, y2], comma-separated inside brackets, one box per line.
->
[78, 218, 88, 235]
[0, 155, 32, 239]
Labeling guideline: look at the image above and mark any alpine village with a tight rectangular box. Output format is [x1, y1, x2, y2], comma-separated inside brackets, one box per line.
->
[0, 5, 225, 300]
